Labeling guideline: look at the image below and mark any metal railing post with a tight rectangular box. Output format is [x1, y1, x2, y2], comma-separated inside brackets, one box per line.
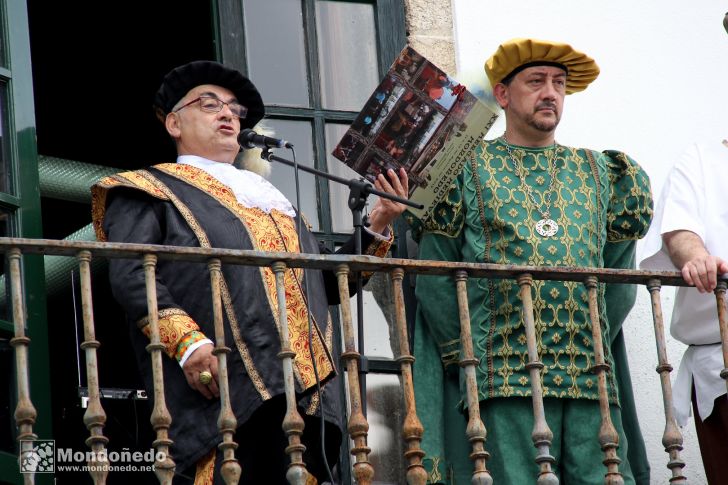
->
[142, 254, 176, 484]
[335, 263, 374, 485]
[208, 259, 241, 484]
[9, 248, 37, 485]
[714, 281, 728, 394]
[271, 261, 309, 485]
[454, 270, 493, 485]
[584, 276, 622, 485]
[78, 250, 110, 483]
[391, 268, 427, 484]
[517, 273, 558, 485]
[646, 279, 687, 482]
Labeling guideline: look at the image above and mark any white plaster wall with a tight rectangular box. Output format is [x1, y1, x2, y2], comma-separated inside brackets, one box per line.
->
[450, 1, 728, 483]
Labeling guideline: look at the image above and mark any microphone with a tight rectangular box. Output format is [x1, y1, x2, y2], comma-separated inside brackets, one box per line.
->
[238, 129, 293, 149]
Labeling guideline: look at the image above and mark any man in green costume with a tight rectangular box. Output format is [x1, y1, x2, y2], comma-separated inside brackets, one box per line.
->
[404, 38, 653, 484]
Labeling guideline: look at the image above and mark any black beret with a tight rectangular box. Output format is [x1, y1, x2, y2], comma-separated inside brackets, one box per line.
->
[153, 60, 265, 130]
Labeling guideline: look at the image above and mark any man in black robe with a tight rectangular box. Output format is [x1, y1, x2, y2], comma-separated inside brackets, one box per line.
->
[91, 60, 408, 484]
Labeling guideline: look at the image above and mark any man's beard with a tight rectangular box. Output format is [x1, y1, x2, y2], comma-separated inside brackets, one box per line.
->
[528, 103, 560, 132]
[528, 116, 560, 132]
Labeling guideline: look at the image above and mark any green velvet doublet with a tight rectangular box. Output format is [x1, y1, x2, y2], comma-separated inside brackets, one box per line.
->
[405, 138, 653, 483]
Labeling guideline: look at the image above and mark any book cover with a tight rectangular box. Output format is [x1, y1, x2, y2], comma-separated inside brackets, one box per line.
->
[332, 46, 499, 221]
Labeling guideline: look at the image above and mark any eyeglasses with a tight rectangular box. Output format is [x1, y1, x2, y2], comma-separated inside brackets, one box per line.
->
[174, 95, 248, 119]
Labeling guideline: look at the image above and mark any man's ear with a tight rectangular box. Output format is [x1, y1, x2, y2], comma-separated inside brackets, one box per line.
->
[165, 112, 181, 138]
[493, 83, 508, 110]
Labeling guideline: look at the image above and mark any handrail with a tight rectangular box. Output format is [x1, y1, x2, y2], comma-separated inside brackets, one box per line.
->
[0, 237, 714, 286]
[3, 236, 726, 484]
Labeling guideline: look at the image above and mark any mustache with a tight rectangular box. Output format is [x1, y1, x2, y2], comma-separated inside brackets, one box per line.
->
[535, 102, 557, 112]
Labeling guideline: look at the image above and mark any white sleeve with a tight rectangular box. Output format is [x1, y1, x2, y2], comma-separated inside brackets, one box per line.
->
[639, 144, 706, 270]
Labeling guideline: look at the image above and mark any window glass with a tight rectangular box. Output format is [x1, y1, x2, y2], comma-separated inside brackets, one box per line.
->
[0, 83, 11, 193]
[261, 119, 319, 230]
[244, 0, 310, 107]
[0, 207, 11, 321]
[0, 5, 6, 68]
[316, 1, 379, 111]
[325, 122, 379, 233]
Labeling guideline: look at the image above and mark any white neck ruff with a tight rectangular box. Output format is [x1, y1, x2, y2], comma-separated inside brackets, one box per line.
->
[177, 155, 295, 217]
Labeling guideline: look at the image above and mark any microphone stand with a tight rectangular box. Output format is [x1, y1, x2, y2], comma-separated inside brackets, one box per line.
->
[261, 148, 422, 416]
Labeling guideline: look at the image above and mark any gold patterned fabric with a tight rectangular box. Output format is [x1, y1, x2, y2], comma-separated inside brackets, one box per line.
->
[406, 139, 652, 482]
[91, 162, 391, 473]
[405, 140, 652, 484]
[137, 308, 200, 359]
[193, 448, 215, 485]
[408, 139, 652, 403]
[153, 164, 336, 389]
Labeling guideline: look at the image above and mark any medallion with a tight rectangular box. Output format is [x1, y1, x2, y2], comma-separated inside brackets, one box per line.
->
[535, 218, 559, 237]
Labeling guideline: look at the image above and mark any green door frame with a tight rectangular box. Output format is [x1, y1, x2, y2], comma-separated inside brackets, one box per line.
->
[0, 0, 52, 483]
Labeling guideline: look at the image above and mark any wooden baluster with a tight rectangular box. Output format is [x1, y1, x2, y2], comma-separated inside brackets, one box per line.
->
[646, 279, 687, 483]
[78, 250, 110, 483]
[715, 281, 728, 394]
[271, 262, 309, 485]
[584, 276, 622, 485]
[142, 254, 176, 484]
[207, 259, 241, 484]
[391, 268, 427, 485]
[517, 274, 558, 485]
[9, 248, 37, 485]
[335, 264, 374, 485]
[454, 271, 493, 485]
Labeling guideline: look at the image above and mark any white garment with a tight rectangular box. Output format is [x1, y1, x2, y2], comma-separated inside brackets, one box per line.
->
[178, 155, 296, 217]
[640, 141, 728, 426]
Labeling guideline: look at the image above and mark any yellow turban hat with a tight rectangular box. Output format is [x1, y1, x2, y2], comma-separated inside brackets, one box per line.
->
[484, 38, 599, 95]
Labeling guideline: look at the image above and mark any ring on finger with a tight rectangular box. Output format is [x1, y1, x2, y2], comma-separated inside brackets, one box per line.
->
[199, 370, 213, 385]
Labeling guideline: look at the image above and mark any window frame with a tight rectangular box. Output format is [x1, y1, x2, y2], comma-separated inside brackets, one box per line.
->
[0, 0, 52, 483]
[215, 0, 406, 246]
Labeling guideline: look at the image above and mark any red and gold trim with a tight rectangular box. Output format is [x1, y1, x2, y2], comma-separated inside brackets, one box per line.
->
[363, 227, 394, 258]
[134, 165, 271, 398]
[360, 227, 394, 279]
[154, 163, 336, 390]
[193, 448, 215, 485]
[91, 171, 171, 242]
[239, 208, 335, 389]
[138, 308, 202, 359]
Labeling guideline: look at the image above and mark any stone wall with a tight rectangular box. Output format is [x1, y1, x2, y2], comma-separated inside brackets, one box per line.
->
[404, 0, 456, 74]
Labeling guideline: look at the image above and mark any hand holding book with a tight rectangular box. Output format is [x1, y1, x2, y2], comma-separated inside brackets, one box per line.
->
[332, 46, 499, 222]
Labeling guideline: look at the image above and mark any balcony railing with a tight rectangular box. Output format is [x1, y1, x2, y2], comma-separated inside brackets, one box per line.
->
[3, 237, 727, 484]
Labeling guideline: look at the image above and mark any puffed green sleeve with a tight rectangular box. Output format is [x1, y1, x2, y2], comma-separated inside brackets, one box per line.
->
[602, 150, 654, 242]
